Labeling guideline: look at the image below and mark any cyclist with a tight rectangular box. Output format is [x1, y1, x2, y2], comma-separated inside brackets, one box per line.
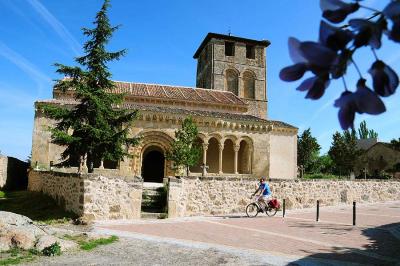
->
[251, 177, 271, 211]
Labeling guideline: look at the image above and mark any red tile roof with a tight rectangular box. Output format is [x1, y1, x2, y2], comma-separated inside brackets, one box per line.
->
[112, 81, 246, 106]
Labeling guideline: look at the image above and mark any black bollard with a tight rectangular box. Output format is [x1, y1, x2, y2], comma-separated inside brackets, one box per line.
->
[353, 201, 356, 226]
[283, 199, 286, 218]
[316, 200, 320, 222]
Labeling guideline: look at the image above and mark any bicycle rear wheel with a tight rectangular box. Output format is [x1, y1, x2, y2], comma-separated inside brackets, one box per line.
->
[246, 203, 260, 218]
[266, 207, 277, 217]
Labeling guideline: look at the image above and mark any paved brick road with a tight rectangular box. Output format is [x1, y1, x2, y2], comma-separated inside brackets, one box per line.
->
[96, 201, 400, 265]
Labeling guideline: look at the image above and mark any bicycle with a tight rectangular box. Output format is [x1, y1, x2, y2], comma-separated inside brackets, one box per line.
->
[246, 195, 278, 218]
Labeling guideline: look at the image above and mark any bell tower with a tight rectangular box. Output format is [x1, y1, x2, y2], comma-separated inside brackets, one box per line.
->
[193, 33, 270, 119]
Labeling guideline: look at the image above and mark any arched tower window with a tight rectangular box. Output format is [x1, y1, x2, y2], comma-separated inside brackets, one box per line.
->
[243, 71, 255, 99]
[225, 69, 238, 96]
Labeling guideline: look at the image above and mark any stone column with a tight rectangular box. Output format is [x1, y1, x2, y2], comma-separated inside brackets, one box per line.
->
[234, 144, 240, 174]
[248, 148, 253, 174]
[82, 154, 88, 173]
[218, 143, 224, 174]
[202, 143, 209, 176]
[99, 160, 104, 169]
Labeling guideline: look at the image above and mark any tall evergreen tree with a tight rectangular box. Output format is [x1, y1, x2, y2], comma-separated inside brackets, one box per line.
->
[39, 0, 139, 173]
[297, 128, 321, 173]
[357, 120, 378, 139]
[167, 117, 201, 176]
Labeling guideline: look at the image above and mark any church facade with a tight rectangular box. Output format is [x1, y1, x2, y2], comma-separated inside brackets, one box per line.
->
[31, 33, 298, 180]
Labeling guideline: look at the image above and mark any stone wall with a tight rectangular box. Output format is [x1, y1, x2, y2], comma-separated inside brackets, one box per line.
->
[0, 156, 28, 190]
[168, 177, 400, 217]
[0, 156, 7, 188]
[28, 171, 142, 220]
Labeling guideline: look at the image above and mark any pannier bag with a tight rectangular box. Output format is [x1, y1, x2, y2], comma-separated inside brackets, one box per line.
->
[268, 199, 280, 209]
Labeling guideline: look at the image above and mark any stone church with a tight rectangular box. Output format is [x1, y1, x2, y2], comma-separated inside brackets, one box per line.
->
[32, 33, 298, 181]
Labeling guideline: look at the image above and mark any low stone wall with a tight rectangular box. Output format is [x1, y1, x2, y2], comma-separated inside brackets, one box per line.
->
[28, 171, 142, 220]
[168, 177, 400, 217]
[0, 156, 28, 190]
[0, 156, 7, 188]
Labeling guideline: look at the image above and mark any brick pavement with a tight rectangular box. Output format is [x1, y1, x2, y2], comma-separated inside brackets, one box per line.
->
[96, 201, 400, 265]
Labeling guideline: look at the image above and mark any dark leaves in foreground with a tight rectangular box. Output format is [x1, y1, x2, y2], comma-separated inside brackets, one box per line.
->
[349, 18, 386, 49]
[281, 0, 400, 129]
[383, 1, 400, 42]
[334, 79, 386, 129]
[320, 0, 359, 23]
[279, 37, 334, 99]
[369, 60, 399, 97]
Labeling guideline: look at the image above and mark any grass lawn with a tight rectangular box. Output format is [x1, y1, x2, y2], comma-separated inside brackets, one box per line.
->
[0, 190, 77, 224]
[63, 235, 119, 251]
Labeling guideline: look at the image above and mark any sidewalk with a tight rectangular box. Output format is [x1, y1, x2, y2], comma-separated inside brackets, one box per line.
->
[95, 201, 400, 265]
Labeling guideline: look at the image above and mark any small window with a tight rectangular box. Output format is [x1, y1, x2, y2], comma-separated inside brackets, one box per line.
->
[246, 44, 255, 59]
[225, 42, 235, 56]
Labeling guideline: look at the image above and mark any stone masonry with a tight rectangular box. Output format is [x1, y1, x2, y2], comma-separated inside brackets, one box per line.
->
[28, 171, 400, 220]
[28, 170, 142, 220]
[0, 156, 7, 188]
[0, 155, 28, 190]
[168, 176, 400, 218]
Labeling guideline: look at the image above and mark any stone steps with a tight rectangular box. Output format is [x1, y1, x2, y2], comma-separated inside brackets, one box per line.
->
[141, 183, 167, 219]
[141, 212, 167, 219]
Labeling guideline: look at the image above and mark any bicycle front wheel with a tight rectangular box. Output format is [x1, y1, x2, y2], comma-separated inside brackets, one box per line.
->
[246, 203, 260, 218]
[266, 207, 277, 217]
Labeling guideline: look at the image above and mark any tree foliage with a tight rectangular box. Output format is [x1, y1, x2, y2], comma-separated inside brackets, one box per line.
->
[328, 129, 360, 175]
[314, 154, 334, 174]
[357, 120, 378, 139]
[297, 128, 321, 173]
[167, 117, 201, 176]
[390, 138, 400, 151]
[280, 0, 400, 129]
[39, 0, 139, 172]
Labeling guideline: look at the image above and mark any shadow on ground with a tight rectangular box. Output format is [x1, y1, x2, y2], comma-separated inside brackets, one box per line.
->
[291, 222, 400, 265]
[0, 191, 77, 224]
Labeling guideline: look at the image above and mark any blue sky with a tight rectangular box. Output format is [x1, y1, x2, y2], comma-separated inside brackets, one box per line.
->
[0, 0, 399, 160]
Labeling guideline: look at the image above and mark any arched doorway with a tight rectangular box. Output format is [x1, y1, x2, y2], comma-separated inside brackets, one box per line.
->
[142, 146, 165, 183]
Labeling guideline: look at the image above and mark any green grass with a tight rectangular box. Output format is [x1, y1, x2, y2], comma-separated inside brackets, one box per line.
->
[79, 236, 119, 250]
[0, 191, 5, 198]
[0, 248, 37, 265]
[64, 235, 118, 251]
[0, 191, 77, 224]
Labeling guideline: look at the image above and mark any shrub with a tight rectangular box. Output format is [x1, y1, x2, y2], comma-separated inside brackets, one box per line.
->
[42, 242, 61, 257]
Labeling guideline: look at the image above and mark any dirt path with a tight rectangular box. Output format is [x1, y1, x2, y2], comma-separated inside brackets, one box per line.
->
[22, 237, 281, 266]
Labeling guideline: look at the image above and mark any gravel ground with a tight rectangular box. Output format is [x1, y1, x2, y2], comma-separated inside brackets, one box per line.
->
[22, 237, 277, 266]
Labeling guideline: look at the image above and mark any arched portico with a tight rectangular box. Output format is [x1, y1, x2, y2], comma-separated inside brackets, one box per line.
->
[190, 133, 254, 176]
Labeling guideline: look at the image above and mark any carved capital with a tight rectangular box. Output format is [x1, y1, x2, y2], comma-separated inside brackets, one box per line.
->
[234, 145, 240, 152]
[218, 143, 224, 151]
[202, 143, 209, 151]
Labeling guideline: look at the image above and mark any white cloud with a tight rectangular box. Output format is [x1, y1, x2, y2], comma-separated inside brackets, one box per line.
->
[0, 41, 51, 94]
[27, 0, 81, 56]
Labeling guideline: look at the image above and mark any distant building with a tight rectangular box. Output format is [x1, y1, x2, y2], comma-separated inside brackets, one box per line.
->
[356, 138, 378, 150]
[355, 140, 400, 178]
[31, 33, 298, 181]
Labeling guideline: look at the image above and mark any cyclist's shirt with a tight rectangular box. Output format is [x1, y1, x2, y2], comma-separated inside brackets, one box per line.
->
[259, 183, 271, 196]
